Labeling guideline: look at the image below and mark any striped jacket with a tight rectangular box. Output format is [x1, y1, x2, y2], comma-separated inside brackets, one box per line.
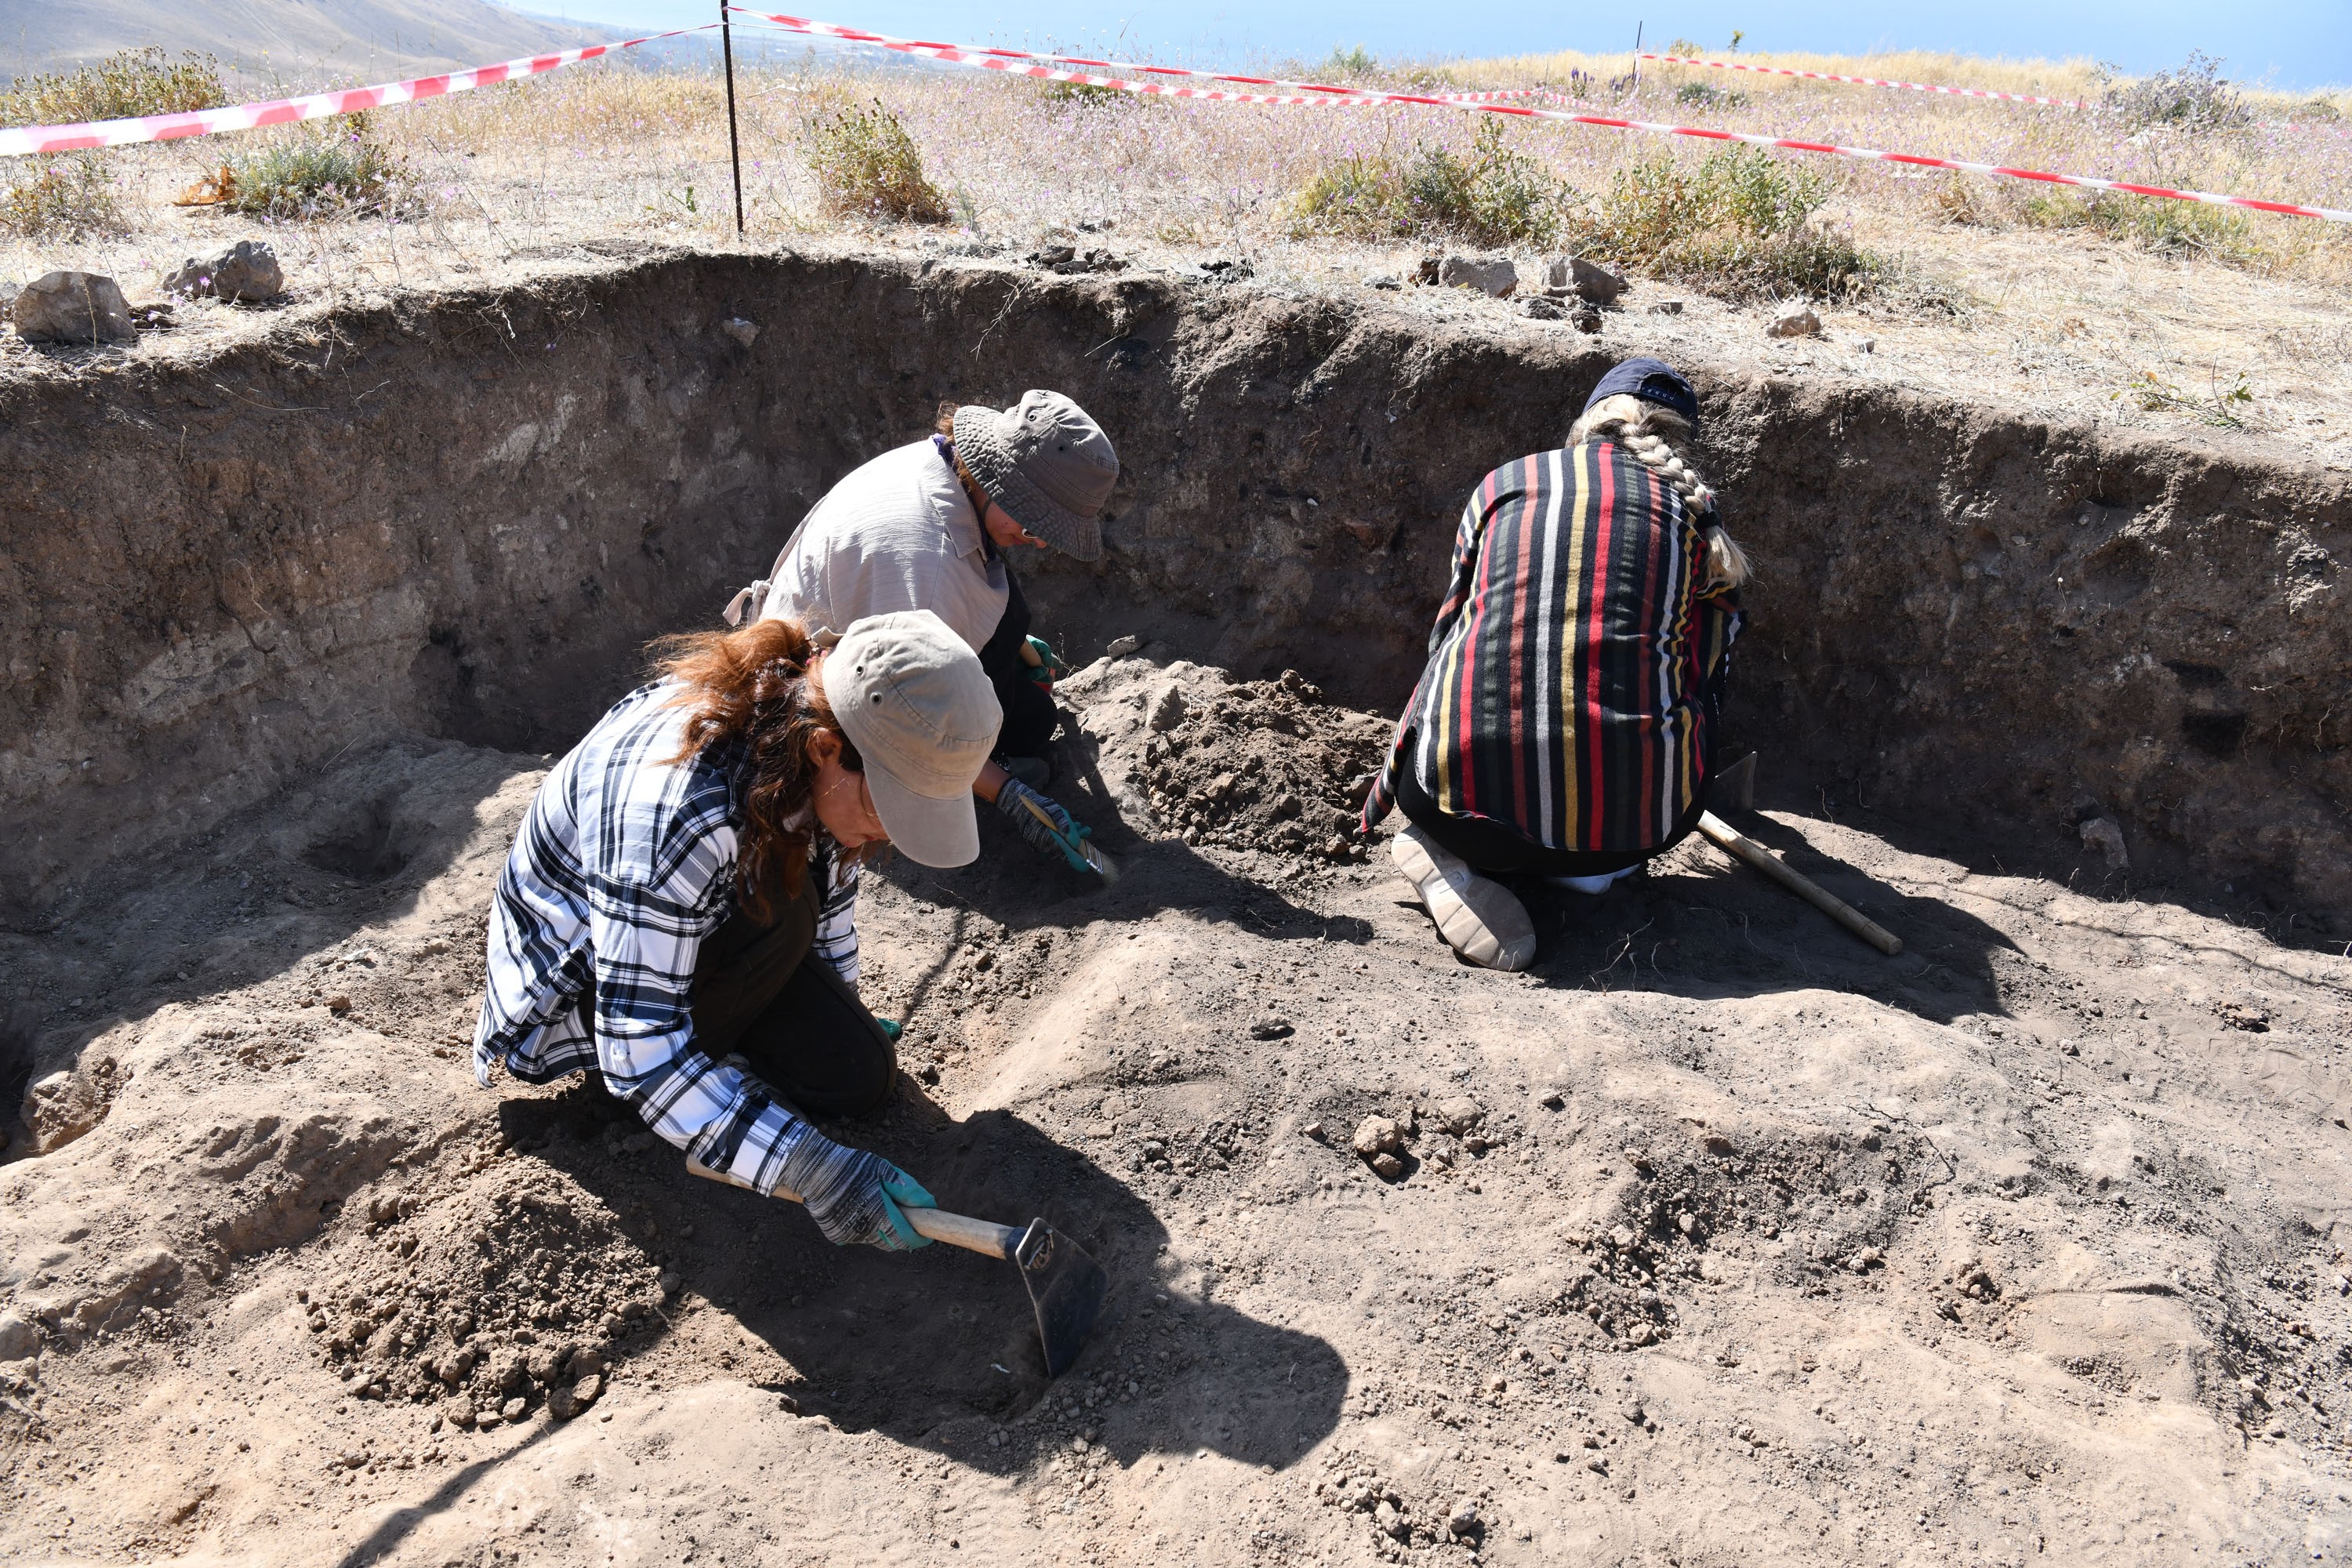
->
[1365, 441, 1743, 854]
[473, 679, 859, 1196]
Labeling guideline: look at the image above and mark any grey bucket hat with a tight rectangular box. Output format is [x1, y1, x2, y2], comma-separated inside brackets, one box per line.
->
[952, 390, 1120, 561]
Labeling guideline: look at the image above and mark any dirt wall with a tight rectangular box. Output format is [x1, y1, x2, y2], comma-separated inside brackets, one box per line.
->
[2, 245, 2345, 922]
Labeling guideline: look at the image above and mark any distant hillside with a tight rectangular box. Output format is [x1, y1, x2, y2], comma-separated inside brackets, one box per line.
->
[0, 0, 623, 87]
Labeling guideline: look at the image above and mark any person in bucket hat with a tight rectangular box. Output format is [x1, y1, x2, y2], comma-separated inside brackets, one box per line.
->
[724, 390, 1120, 876]
[474, 611, 996, 1252]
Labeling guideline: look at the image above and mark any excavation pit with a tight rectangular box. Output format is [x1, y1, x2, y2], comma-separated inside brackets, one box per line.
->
[2, 247, 2348, 1565]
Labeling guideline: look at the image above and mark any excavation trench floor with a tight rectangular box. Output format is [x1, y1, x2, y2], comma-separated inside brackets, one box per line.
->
[3, 655, 2350, 1566]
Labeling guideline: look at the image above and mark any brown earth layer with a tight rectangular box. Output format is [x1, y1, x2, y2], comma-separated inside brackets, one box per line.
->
[0, 244, 2345, 928]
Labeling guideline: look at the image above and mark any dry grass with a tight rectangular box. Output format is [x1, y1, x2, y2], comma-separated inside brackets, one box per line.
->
[1, 50, 2347, 462]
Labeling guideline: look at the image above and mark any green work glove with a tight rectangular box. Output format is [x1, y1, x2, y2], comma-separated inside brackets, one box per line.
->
[875, 1164, 938, 1250]
[996, 778, 1094, 873]
[876, 1018, 902, 1043]
[1023, 635, 1068, 688]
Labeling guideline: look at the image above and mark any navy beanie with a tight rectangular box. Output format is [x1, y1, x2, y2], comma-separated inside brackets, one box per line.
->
[1581, 357, 1700, 433]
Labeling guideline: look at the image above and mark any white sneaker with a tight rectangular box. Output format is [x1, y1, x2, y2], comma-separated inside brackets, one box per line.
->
[1388, 822, 1537, 971]
[1548, 865, 1639, 896]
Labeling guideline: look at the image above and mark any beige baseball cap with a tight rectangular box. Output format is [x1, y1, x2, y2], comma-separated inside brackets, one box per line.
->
[824, 611, 1000, 867]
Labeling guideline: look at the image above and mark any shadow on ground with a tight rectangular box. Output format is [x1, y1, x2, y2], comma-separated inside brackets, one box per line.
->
[510, 1082, 1348, 1477]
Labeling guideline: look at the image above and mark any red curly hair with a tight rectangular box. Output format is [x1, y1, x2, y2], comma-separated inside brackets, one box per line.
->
[652, 619, 865, 924]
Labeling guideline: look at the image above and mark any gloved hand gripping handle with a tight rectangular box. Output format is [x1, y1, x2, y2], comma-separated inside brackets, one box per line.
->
[685, 1155, 1022, 1258]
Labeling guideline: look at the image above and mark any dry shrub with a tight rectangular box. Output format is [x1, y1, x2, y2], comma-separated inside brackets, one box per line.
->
[801, 97, 949, 223]
[1574, 145, 1879, 300]
[2099, 52, 2249, 133]
[0, 47, 225, 126]
[0, 154, 125, 240]
[1291, 118, 1563, 247]
[221, 115, 407, 218]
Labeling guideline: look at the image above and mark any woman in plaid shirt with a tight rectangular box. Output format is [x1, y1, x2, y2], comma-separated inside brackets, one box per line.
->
[1365, 358, 1748, 971]
[474, 611, 997, 1250]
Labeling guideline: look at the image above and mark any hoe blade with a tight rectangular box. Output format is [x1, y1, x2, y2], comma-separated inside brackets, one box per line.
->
[1014, 1219, 1106, 1377]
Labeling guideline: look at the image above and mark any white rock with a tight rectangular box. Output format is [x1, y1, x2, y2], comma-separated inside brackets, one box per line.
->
[0, 1312, 38, 1360]
[1766, 303, 1822, 339]
[720, 316, 760, 346]
[1446, 1497, 1482, 1535]
[1105, 634, 1142, 657]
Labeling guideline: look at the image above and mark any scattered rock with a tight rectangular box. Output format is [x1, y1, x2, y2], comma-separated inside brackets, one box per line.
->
[1766, 303, 1822, 339]
[548, 1373, 602, 1419]
[2216, 1001, 2270, 1033]
[1105, 633, 1142, 658]
[1027, 245, 1076, 267]
[1301, 1120, 1325, 1141]
[1249, 1015, 1294, 1040]
[1521, 296, 1566, 321]
[1572, 307, 1603, 334]
[500, 1396, 526, 1421]
[2078, 816, 2129, 871]
[326, 993, 353, 1014]
[1433, 1097, 1484, 1137]
[164, 241, 285, 303]
[1437, 255, 1516, 297]
[13, 271, 137, 344]
[1362, 274, 1403, 291]
[1446, 1497, 1483, 1537]
[1370, 1152, 1406, 1181]
[720, 316, 760, 347]
[1374, 1499, 1410, 1541]
[1352, 1116, 1406, 1160]
[22, 1056, 123, 1155]
[1185, 256, 1251, 283]
[657, 1269, 682, 1299]
[1539, 1091, 1566, 1111]
[1646, 299, 1686, 315]
[1857, 336, 1876, 353]
[1555, 256, 1626, 304]
[0, 1312, 38, 1360]
[1146, 684, 1187, 733]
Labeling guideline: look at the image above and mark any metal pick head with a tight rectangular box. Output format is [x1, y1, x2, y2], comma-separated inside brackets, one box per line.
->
[1013, 1218, 1107, 1377]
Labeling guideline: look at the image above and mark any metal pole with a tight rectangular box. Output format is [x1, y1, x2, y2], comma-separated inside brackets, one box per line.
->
[720, 0, 746, 235]
[1632, 22, 1644, 90]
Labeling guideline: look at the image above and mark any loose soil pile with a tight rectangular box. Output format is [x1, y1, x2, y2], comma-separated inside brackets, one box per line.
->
[4, 652, 2348, 1566]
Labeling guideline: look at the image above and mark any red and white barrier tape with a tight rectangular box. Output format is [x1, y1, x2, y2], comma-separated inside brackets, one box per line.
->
[0, 24, 717, 158]
[1639, 53, 2092, 110]
[733, 10, 2352, 223]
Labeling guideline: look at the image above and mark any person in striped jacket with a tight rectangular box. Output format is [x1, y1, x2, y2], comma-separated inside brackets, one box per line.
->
[1363, 358, 1748, 971]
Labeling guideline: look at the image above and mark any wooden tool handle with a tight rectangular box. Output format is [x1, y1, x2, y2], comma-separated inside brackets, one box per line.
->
[1696, 811, 1903, 956]
[686, 1154, 1019, 1258]
[907, 1208, 1022, 1258]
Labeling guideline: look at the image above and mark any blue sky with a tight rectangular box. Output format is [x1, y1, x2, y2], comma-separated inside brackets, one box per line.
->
[528, 1, 2352, 90]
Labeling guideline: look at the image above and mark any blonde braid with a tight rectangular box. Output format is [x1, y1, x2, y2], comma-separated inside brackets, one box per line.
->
[1566, 393, 1749, 593]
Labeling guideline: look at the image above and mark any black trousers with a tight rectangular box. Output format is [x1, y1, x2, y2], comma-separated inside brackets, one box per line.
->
[975, 568, 1059, 760]
[688, 871, 898, 1117]
[1392, 737, 1707, 880]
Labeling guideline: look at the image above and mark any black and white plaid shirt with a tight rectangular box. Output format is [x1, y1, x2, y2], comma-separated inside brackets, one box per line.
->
[472, 680, 859, 1194]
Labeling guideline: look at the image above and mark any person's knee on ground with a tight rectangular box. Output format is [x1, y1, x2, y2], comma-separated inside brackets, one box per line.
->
[1388, 821, 1537, 971]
